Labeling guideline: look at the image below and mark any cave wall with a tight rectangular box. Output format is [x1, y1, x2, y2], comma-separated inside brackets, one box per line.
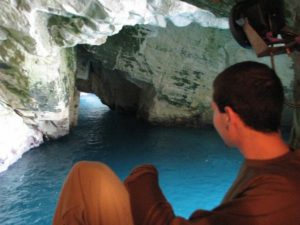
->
[2, 0, 213, 172]
[0, 0, 231, 172]
[0, 0, 299, 171]
[78, 22, 294, 127]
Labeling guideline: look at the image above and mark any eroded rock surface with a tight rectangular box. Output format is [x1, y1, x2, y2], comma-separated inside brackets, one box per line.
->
[0, 0, 299, 171]
[78, 23, 294, 127]
[2, 0, 229, 171]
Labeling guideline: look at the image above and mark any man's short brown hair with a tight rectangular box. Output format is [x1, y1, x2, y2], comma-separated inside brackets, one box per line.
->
[213, 61, 284, 133]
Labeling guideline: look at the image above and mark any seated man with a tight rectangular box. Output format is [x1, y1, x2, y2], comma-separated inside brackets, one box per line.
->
[52, 61, 300, 225]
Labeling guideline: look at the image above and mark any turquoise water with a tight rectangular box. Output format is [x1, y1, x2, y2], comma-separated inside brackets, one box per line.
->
[0, 94, 243, 225]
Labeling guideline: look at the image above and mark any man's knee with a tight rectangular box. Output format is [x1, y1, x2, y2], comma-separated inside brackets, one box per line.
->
[72, 161, 111, 175]
[70, 161, 120, 187]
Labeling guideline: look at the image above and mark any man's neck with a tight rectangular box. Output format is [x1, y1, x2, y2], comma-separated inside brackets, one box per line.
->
[238, 130, 290, 160]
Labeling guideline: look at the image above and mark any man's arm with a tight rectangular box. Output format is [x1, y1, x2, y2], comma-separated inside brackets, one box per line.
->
[124, 165, 212, 225]
[125, 164, 300, 225]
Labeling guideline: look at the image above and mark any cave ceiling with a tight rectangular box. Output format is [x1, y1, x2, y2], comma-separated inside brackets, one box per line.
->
[181, 0, 234, 17]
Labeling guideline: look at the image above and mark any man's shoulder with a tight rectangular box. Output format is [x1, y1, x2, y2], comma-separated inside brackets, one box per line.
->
[244, 152, 300, 186]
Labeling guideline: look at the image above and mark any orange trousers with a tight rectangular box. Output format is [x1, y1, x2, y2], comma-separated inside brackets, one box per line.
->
[52, 161, 134, 225]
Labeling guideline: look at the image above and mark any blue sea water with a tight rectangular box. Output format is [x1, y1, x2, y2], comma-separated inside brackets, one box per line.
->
[0, 93, 244, 225]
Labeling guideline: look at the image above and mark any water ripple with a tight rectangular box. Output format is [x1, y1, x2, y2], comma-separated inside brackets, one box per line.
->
[0, 94, 243, 224]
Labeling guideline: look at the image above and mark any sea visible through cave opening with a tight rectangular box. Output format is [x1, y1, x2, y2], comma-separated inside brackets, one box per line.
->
[0, 93, 245, 225]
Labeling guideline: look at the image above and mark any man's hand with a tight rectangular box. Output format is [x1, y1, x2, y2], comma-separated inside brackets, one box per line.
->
[124, 164, 174, 225]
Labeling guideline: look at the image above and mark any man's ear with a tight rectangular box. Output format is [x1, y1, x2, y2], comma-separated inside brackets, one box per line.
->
[224, 106, 242, 127]
[224, 106, 237, 125]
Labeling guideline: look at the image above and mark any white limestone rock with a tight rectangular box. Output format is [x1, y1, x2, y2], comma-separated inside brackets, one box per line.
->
[0, 0, 230, 172]
[84, 23, 294, 126]
[0, 102, 43, 173]
[0, 0, 298, 172]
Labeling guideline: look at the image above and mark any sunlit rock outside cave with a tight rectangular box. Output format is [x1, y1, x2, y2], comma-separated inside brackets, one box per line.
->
[0, 0, 300, 224]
